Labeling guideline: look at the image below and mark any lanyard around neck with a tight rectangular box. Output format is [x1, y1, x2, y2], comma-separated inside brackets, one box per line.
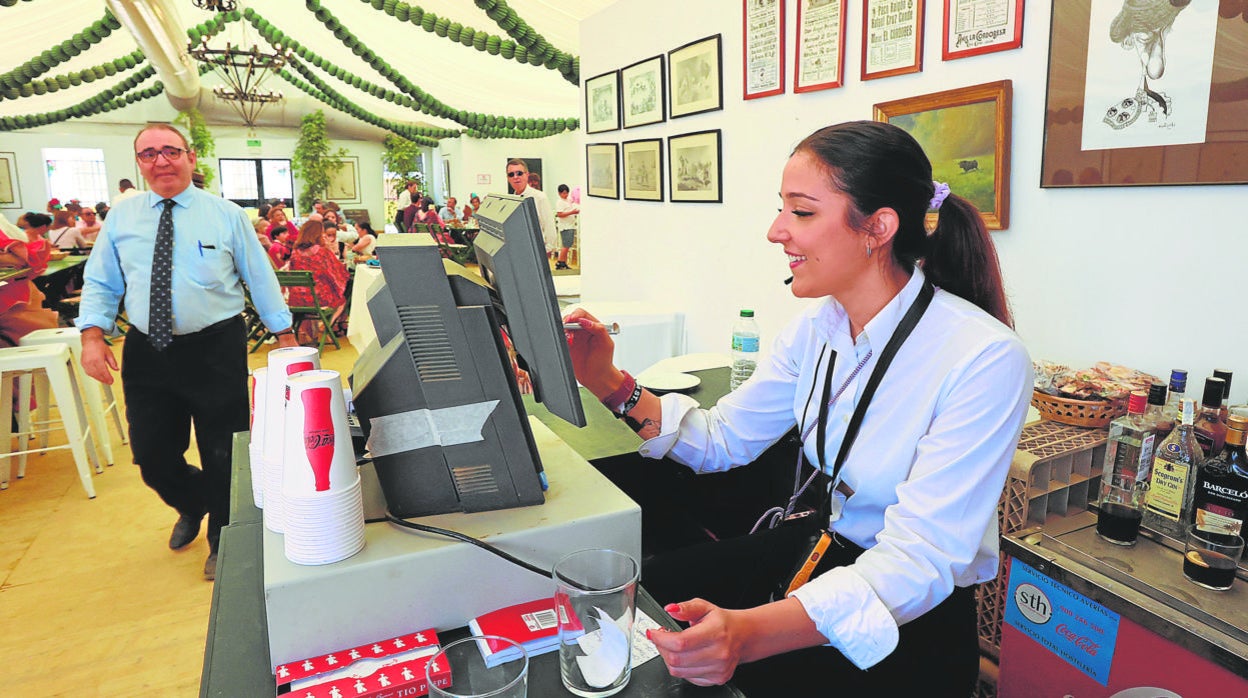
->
[813, 279, 935, 485]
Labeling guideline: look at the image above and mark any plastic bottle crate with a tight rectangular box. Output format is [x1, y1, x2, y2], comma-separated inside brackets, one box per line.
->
[976, 421, 1108, 674]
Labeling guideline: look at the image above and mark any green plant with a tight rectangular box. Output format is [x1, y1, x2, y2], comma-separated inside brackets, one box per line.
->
[175, 107, 216, 191]
[291, 110, 347, 210]
[380, 133, 425, 198]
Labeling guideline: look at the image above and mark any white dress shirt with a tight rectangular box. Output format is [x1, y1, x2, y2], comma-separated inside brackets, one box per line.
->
[638, 268, 1032, 669]
[520, 187, 555, 253]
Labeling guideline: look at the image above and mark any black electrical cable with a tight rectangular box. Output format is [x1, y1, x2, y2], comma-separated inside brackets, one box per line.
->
[384, 512, 554, 580]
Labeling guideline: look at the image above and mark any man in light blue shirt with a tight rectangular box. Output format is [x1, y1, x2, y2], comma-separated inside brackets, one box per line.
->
[78, 123, 296, 581]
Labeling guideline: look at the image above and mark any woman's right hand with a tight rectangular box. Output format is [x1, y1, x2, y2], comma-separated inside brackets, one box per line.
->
[562, 308, 623, 399]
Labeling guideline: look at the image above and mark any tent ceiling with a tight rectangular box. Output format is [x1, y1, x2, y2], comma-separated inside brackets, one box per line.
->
[1, 0, 614, 136]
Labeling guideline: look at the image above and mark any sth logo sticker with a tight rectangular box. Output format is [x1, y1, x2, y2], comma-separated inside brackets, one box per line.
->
[1014, 583, 1052, 625]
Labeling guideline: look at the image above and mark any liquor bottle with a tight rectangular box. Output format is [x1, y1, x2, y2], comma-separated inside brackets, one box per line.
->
[729, 309, 760, 390]
[1144, 398, 1203, 539]
[1194, 377, 1227, 457]
[1144, 382, 1173, 438]
[1102, 391, 1156, 481]
[1160, 369, 1187, 428]
[1192, 415, 1248, 537]
[1213, 369, 1233, 423]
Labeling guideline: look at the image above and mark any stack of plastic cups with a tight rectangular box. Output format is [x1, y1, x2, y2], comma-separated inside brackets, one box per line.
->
[281, 369, 366, 565]
[248, 368, 269, 509]
[261, 346, 320, 534]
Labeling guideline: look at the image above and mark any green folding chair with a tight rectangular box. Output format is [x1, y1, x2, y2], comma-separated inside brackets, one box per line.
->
[251, 270, 341, 353]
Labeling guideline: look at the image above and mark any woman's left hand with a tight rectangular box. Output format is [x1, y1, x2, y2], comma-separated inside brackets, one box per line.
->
[647, 599, 750, 687]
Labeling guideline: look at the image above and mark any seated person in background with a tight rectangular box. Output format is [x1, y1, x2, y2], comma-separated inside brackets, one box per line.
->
[0, 216, 58, 347]
[264, 207, 290, 240]
[287, 219, 348, 342]
[349, 222, 376, 263]
[16, 213, 52, 266]
[95, 202, 110, 222]
[48, 209, 92, 249]
[461, 204, 475, 225]
[322, 209, 341, 228]
[438, 197, 459, 224]
[335, 220, 359, 263]
[419, 197, 445, 228]
[321, 223, 342, 258]
[77, 206, 102, 238]
[469, 194, 481, 216]
[252, 217, 273, 251]
[267, 225, 292, 268]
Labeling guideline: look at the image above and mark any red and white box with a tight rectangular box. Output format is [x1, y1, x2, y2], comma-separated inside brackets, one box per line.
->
[276, 629, 450, 698]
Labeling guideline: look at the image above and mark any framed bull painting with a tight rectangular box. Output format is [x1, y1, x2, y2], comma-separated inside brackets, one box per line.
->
[873, 80, 1012, 230]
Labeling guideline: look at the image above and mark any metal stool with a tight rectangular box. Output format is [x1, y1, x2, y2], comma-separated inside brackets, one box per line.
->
[20, 327, 126, 467]
[1, 344, 102, 498]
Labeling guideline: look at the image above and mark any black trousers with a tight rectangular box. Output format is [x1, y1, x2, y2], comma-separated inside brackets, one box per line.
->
[121, 316, 249, 553]
[644, 523, 980, 697]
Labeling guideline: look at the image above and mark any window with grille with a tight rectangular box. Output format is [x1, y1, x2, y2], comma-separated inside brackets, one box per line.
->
[43, 147, 109, 207]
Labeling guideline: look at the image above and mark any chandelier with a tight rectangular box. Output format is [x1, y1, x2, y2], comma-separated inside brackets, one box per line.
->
[189, 39, 291, 128]
[191, 0, 237, 11]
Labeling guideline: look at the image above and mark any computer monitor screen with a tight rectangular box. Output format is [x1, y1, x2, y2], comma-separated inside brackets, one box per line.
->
[473, 194, 585, 428]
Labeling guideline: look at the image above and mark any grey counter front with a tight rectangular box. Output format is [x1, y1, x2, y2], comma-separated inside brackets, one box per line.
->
[202, 434, 746, 697]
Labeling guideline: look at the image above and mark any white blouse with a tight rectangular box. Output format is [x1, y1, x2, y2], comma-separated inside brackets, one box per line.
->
[639, 268, 1032, 668]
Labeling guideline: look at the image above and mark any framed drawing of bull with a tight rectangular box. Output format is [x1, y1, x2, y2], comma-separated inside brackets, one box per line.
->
[873, 80, 1012, 230]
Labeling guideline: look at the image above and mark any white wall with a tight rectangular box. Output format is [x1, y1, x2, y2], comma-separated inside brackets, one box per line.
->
[580, 1, 1248, 403]
[0, 104, 386, 222]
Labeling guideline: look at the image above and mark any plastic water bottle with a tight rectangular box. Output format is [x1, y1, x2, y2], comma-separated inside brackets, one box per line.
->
[730, 309, 760, 390]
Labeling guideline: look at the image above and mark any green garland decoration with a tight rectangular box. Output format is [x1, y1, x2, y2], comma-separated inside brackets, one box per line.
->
[470, 0, 579, 84]
[348, 0, 578, 85]
[279, 64, 441, 147]
[0, 9, 122, 91]
[246, 6, 578, 139]
[0, 65, 159, 131]
[0, 50, 146, 102]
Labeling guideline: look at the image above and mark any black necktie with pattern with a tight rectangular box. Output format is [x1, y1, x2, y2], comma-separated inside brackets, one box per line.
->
[148, 198, 175, 350]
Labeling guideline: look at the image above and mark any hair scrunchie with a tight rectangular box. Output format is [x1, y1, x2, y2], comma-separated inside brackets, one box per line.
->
[930, 181, 951, 210]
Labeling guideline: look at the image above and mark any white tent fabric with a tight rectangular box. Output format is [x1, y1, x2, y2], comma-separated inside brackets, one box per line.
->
[1, 0, 614, 135]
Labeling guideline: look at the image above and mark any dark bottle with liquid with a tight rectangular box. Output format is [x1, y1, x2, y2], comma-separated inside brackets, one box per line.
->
[1144, 382, 1173, 438]
[1213, 369, 1233, 423]
[1192, 415, 1248, 537]
[1194, 377, 1228, 457]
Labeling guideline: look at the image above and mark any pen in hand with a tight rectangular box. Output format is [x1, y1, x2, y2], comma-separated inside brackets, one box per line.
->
[563, 321, 620, 335]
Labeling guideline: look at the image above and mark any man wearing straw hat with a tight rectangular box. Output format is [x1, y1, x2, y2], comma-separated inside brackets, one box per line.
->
[77, 123, 297, 581]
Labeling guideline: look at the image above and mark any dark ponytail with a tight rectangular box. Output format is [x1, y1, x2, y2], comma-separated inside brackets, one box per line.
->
[794, 120, 1012, 327]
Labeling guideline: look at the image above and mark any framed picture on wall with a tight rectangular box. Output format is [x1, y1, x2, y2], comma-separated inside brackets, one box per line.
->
[622, 139, 663, 202]
[669, 35, 723, 118]
[1041, 0, 1246, 187]
[326, 156, 360, 204]
[586, 143, 619, 199]
[621, 55, 665, 128]
[668, 129, 722, 203]
[585, 71, 621, 134]
[862, 0, 924, 81]
[0, 152, 20, 208]
[795, 0, 847, 93]
[873, 80, 1012, 229]
[743, 0, 785, 100]
[942, 0, 1024, 61]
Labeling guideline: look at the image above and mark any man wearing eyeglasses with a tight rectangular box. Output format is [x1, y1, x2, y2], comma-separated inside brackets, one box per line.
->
[506, 159, 555, 257]
[77, 123, 297, 581]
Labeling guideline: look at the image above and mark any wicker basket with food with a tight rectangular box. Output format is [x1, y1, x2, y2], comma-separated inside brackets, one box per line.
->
[1032, 361, 1159, 428]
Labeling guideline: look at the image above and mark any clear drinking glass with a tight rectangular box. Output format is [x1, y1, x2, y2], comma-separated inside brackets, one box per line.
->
[1095, 472, 1145, 546]
[1182, 524, 1244, 591]
[553, 549, 639, 698]
[427, 635, 528, 698]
